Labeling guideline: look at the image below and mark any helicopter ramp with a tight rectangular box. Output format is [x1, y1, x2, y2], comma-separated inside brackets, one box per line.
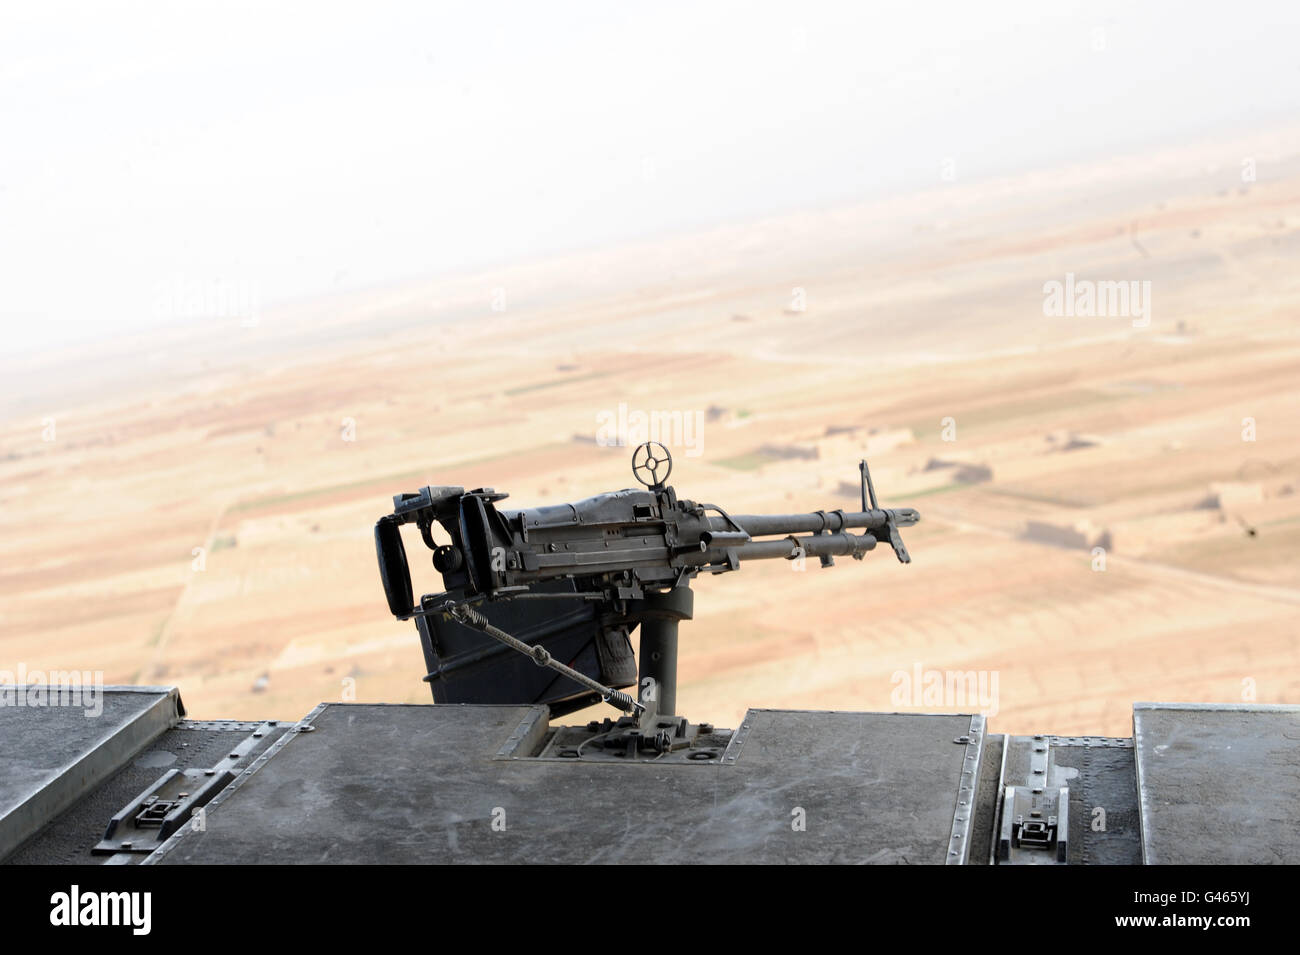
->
[5, 690, 1299, 864]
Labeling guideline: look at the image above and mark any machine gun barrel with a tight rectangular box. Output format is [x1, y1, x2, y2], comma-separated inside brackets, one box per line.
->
[694, 530, 880, 565]
[709, 507, 920, 537]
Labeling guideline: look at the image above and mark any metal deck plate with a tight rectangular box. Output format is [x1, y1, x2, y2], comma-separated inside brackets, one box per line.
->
[1133, 702, 1300, 864]
[0, 686, 182, 860]
[149, 704, 985, 865]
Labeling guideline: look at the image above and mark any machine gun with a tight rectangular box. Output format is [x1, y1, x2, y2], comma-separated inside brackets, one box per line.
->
[375, 442, 919, 746]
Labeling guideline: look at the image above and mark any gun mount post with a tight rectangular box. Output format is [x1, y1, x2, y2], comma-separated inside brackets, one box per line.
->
[634, 587, 694, 718]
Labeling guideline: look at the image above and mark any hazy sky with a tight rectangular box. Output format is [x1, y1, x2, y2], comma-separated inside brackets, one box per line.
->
[2, 0, 1298, 356]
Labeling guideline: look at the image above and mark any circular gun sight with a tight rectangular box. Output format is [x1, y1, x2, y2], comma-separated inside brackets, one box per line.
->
[632, 441, 673, 489]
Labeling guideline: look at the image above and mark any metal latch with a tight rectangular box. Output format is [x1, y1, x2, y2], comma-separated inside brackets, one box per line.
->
[134, 797, 180, 829]
[998, 785, 1069, 863]
[996, 736, 1069, 864]
[94, 720, 278, 855]
[95, 767, 235, 854]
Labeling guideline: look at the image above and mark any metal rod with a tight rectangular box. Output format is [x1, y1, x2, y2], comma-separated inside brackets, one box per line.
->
[683, 530, 879, 566]
[446, 604, 643, 714]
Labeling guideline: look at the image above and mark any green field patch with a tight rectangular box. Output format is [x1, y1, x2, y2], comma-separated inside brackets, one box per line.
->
[230, 444, 570, 514]
[504, 371, 611, 397]
[905, 482, 965, 499]
[907, 388, 1119, 439]
[229, 471, 427, 514]
[984, 485, 1098, 508]
[716, 451, 778, 471]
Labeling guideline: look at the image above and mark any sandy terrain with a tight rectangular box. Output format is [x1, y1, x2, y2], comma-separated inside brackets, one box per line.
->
[3, 125, 1299, 737]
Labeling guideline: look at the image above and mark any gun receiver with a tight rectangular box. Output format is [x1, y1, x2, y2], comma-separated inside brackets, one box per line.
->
[375, 442, 919, 719]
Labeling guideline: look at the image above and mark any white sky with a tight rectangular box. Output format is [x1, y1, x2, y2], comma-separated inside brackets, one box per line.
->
[1, 0, 1298, 356]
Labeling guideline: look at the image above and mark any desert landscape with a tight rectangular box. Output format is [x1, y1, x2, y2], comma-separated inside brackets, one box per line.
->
[2, 124, 1298, 738]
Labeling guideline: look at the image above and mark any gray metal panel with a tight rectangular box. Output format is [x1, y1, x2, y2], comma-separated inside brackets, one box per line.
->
[1049, 739, 1141, 865]
[1133, 702, 1300, 864]
[149, 704, 982, 864]
[0, 686, 182, 860]
[4, 719, 288, 864]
